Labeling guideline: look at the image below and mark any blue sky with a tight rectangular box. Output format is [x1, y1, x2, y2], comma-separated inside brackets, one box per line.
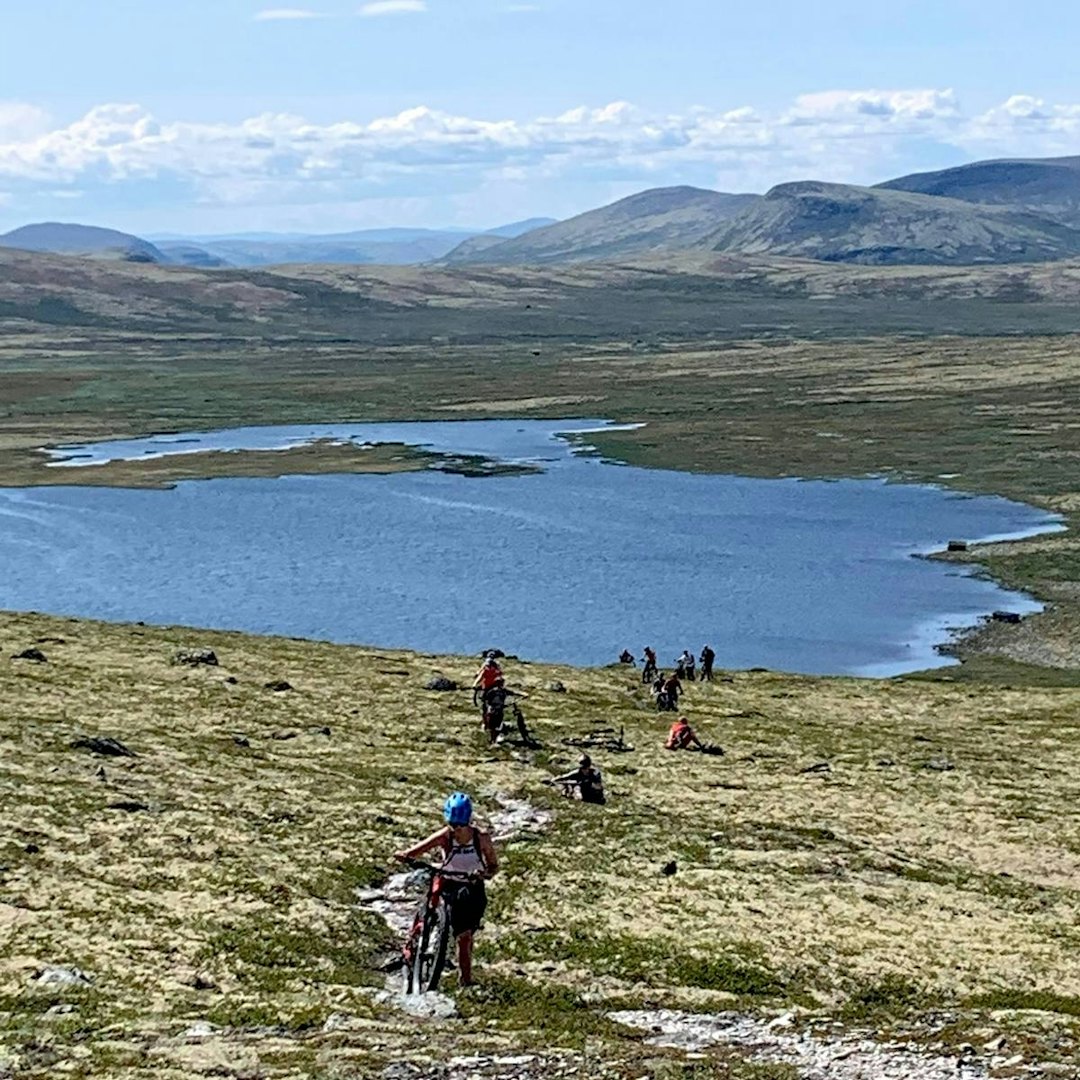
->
[1, 0, 1078, 233]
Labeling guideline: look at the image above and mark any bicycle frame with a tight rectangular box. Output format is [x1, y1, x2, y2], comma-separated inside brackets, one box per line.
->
[400, 859, 456, 995]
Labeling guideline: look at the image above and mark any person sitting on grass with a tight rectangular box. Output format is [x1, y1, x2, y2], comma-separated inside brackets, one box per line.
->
[548, 754, 606, 804]
[394, 792, 498, 989]
[665, 716, 704, 751]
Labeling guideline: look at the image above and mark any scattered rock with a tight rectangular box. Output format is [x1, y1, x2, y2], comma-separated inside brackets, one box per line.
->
[69, 735, 136, 758]
[224, 676, 238, 685]
[270, 730, 298, 741]
[991, 610, 1022, 625]
[947, 539, 968, 552]
[983, 1036, 1007, 1053]
[24, 843, 40, 855]
[313, 725, 331, 736]
[36, 636, 65, 645]
[182, 1020, 219, 1039]
[107, 799, 149, 812]
[232, 735, 250, 747]
[35, 966, 92, 987]
[800, 761, 831, 774]
[876, 758, 895, 767]
[322, 1012, 358, 1033]
[546, 680, 566, 693]
[425, 676, 457, 692]
[12, 648, 47, 663]
[661, 860, 677, 876]
[187, 973, 217, 991]
[95, 766, 106, 781]
[610, 1009, 993, 1078]
[924, 758, 956, 772]
[44, 1004, 76, 1017]
[173, 647, 218, 666]
[264, 679, 292, 692]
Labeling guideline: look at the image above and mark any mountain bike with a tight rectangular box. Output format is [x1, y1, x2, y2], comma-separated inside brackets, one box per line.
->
[400, 859, 453, 994]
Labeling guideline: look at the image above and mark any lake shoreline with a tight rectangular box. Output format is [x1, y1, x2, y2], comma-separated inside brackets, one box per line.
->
[0, 419, 1063, 681]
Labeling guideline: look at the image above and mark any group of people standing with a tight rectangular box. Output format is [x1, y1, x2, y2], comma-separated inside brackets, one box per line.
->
[634, 644, 715, 684]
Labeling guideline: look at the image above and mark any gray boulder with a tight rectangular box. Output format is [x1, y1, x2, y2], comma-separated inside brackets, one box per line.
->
[173, 648, 219, 666]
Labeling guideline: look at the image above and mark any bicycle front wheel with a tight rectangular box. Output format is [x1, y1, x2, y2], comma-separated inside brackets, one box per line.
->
[412, 899, 451, 993]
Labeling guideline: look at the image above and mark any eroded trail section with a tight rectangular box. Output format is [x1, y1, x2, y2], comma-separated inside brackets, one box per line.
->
[610, 1010, 994, 1080]
[355, 794, 553, 1019]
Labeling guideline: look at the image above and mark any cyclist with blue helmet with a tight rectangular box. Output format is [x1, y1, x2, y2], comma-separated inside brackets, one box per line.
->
[394, 791, 498, 987]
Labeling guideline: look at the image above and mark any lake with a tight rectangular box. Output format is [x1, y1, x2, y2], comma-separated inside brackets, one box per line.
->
[0, 419, 1062, 676]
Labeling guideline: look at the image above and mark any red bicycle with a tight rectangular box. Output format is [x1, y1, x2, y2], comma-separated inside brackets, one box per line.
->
[400, 859, 456, 994]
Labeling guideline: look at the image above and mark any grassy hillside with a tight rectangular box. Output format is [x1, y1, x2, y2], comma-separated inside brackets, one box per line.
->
[3, 610, 1080, 1078]
[5, 247, 1080, 342]
[702, 182, 1080, 265]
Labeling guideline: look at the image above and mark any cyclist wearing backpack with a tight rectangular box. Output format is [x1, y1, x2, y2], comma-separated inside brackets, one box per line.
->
[472, 655, 503, 706]
[394, 792, 498, 987]
[699, 644, 715, 681]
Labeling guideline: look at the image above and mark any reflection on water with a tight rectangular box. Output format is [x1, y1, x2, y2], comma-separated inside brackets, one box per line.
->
[2, 420, 1063, 676]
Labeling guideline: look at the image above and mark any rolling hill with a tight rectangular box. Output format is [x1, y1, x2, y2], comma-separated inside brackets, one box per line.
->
[441, 186, 759, 265]
[879, 156, 1080, 228]
[701, 181, 1080, 265]
[0, 222, 168, 263]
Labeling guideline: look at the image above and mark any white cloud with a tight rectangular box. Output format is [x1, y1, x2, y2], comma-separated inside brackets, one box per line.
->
[958, 95, 1080, 158]
[0, 102, 50, 142]
[254, 8, 324, 19]
[359, 0, 426, 15]
[1, 89, 1078, 229]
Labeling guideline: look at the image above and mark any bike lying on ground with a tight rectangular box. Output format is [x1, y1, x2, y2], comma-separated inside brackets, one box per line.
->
[400, 858, 459, 994]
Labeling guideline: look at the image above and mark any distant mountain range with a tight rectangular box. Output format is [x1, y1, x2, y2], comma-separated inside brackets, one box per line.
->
[0, 223, 169, 264]
[441, 187, 757, 265]
[878, 156, 1080, 228]
[5, 156, 1080, 268]
[0, 218, 557, 269]
[699, 181, 1080, 265]
[448, 156, 1080, 267]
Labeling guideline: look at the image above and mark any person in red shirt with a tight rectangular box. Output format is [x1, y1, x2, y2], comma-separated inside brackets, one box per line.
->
[665, 716, 704, 751]
[472, 656, 503, 705]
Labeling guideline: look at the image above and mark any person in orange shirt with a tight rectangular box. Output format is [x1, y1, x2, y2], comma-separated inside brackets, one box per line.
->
[665, 716, 704, 751]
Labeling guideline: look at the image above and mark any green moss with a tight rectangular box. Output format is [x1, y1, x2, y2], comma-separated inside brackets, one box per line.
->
[966, 989, 1080, 1017]
[840, 974, 934, 1021]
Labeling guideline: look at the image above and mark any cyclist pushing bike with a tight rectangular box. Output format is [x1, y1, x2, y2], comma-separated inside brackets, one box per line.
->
[394, 792, 498, 989]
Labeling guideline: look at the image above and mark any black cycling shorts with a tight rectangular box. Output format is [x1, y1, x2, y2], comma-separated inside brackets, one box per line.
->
[444, 881, 487, 936]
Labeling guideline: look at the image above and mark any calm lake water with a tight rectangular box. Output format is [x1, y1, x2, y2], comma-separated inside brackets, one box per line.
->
[1, 420, 1062, 676]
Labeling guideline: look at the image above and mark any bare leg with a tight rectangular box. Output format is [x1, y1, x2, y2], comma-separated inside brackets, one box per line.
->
[457, 931, 475, 986]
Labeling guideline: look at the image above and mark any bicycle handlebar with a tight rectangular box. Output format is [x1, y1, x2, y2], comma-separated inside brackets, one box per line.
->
[399, 856, 440, 873]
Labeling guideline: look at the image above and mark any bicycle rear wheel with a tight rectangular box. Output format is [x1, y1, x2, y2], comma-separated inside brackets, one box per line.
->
[411, 899, 451, 993]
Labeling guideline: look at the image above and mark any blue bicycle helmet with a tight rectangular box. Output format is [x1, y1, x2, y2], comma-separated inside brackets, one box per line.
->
[444, 791, 473, 825]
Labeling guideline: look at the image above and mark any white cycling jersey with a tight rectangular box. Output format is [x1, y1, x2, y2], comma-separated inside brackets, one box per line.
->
[441, 827, 486, 879]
